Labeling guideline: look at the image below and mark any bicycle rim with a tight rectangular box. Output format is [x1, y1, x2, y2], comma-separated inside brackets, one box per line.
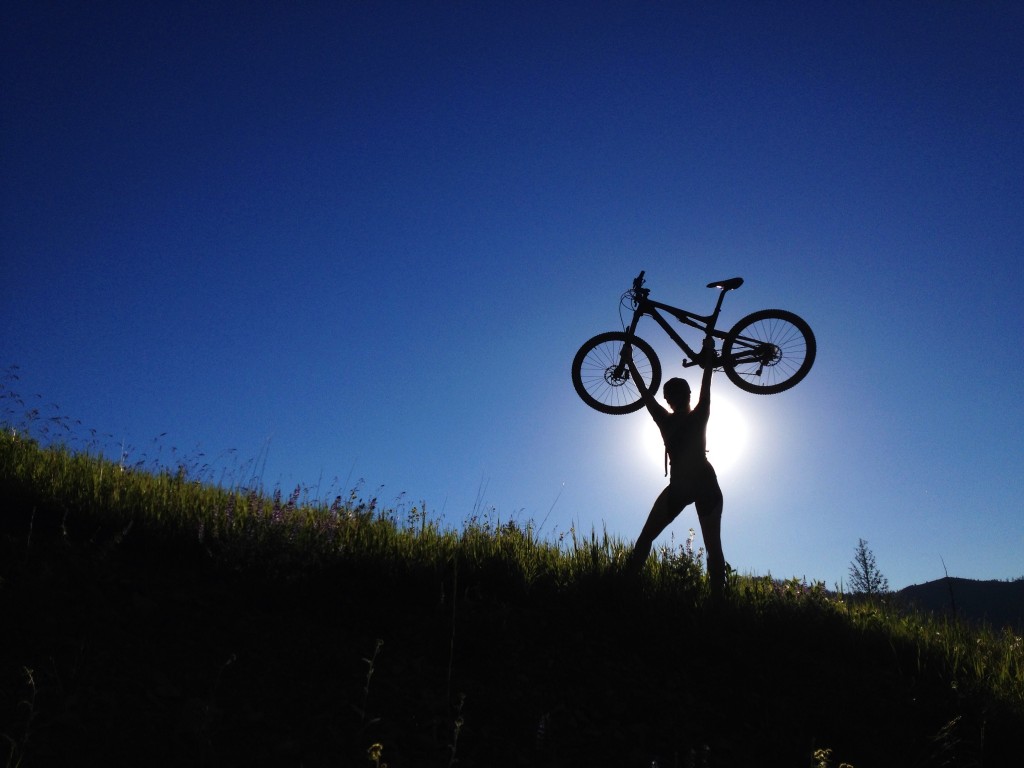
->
[722, 309, 816, 395]
[571, 332, 661, 415]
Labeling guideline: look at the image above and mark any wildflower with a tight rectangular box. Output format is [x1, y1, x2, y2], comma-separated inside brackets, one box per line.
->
[284, 484, 301, 512]
[271, 488, 283, 522]
[367, 742, 384, 765]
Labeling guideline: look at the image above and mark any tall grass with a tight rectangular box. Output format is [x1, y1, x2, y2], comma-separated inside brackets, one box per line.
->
[2, 428, 1021, 710]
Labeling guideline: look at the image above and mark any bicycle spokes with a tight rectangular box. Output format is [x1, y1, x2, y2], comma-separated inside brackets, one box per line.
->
[723, 310, 814, 394]
[571, 332, 662, 415]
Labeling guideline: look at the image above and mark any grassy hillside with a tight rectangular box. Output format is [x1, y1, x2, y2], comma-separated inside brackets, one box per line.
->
[1, 432, 1022, 767]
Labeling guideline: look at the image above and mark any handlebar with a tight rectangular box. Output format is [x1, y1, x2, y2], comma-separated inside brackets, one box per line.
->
[631, 270, 649, 301]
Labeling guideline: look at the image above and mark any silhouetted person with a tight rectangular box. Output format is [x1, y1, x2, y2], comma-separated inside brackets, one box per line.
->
[627, 338, 725, 597]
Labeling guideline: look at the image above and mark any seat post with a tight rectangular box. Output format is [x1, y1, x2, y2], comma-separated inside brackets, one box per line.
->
[705, 277, 743, 329]
[710, 289, 728, 325]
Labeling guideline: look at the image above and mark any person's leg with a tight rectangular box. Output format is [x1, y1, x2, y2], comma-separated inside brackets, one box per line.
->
[628, 484, 687, 573]
[695, 481, 725, 597]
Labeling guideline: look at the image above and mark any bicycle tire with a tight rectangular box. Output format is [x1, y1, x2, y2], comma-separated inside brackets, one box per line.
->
[571, 332, 662, 415]
[722, 309, 815, 394]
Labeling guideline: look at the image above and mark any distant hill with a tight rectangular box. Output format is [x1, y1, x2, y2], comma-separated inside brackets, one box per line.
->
[897, 577, 1024, 631]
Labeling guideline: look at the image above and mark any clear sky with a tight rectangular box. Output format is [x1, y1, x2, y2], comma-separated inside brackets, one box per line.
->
[3, 1, 1022, 590]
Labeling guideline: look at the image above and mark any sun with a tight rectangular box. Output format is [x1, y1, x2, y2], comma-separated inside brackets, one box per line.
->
[638, 391, 750, 477]
[704, 392, 750, 475]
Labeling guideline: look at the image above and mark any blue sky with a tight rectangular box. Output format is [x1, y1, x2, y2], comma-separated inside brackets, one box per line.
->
[3, 1, 1021, 590]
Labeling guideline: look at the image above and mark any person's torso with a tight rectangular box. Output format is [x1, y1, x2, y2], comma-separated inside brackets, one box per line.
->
[658, 406, 709, 471]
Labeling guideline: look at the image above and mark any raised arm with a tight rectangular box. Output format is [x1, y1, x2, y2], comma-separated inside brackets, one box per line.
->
[626, 355, 668, 422]
[695, 336, 715, 411]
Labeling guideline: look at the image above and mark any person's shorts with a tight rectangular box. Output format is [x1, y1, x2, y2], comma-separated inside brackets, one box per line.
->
[667, 462, 721, 509]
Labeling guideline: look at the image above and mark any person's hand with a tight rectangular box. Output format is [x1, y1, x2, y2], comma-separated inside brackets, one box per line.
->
[700, 337, 717, 367]
[624, 355, 647, 394]
[625, 355, 639, 379]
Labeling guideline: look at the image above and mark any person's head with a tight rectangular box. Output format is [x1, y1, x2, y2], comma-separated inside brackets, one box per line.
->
[662, 377, 691, 411]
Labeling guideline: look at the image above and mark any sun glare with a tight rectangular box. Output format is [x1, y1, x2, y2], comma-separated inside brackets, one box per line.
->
[639, 391, 750, 477]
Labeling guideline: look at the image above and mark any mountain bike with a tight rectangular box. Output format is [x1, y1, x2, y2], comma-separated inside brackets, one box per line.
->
[572, 271, 816, 415]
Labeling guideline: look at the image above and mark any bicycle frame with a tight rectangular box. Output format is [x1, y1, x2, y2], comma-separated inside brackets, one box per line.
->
[622, 273, 732, 369]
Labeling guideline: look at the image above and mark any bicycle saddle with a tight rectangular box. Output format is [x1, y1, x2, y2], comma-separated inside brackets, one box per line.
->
[707, 277, 744, 291]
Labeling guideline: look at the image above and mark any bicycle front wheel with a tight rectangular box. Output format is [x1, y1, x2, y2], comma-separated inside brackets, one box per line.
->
[572, 332, 661, 415]
[722, 309, 816, 395]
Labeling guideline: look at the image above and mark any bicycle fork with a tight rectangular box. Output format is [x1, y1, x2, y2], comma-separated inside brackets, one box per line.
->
[612, 340, 635, 385]
[613, 311, 646, 383]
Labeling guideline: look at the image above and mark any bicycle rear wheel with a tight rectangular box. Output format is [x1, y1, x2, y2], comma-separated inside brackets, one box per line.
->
[572, 332, 661, 415]
[722, 309, 815, 395]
